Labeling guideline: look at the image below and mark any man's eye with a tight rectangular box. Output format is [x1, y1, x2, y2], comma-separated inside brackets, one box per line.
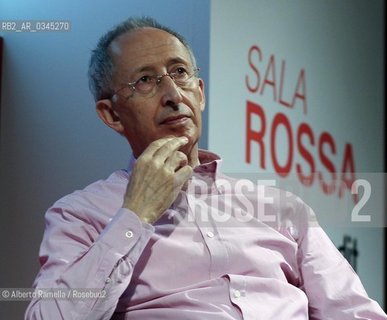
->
[138, 75, 153, 84]
[175, 67, 188, 75]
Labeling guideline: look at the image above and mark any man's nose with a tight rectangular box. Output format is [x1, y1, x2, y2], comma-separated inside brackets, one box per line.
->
[159, 76, 183, 107]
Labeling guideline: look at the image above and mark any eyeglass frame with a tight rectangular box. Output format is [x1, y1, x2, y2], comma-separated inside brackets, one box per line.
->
[110, 67, 200, 99]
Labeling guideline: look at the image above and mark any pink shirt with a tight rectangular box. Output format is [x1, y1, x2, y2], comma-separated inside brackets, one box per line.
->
[25, 150, 386, 319]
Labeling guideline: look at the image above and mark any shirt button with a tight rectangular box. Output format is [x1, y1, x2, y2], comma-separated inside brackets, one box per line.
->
[105, 277, 111, 284]
[125, 230, 134, 239]
[233, 290, 241, 299]
[206, 231, 214, 238]
[217, 184, 224, 193]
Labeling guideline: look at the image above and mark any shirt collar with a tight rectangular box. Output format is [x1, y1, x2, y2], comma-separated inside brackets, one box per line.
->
[190, 150, 225, 194]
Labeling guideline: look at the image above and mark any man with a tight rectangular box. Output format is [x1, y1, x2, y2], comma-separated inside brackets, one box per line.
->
[25, 17, 386, 319]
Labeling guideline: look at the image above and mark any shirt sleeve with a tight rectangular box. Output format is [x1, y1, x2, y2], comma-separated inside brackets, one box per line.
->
[25, 204, 154, 320]
[296, 203, 387, 320]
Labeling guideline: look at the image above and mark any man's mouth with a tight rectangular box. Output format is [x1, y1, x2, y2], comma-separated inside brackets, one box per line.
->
[160, 115, 189, 125]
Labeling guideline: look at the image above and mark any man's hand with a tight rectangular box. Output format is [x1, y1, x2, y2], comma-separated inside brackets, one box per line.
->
[123, 136, 193, 224]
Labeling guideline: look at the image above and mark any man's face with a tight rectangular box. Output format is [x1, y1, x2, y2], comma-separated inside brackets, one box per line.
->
[98, 28, 205, 159]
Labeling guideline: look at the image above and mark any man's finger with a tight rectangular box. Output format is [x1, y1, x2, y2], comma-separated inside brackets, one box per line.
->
[165, 151, 189, 172]
[174, 165, 193, 187]
[139, 136, 175, 157]
[153, 136, 189, 161]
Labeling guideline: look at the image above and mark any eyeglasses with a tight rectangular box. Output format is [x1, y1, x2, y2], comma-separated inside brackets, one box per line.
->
[112, 67, 200, 98]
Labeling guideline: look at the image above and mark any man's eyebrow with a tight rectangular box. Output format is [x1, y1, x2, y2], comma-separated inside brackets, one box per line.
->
[129, 57, 191, 74]
[167, 57, 190, 66]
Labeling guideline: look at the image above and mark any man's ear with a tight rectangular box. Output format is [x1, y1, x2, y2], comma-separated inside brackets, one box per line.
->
[198, 78, 206, 112]
[96, 99, 125, 135]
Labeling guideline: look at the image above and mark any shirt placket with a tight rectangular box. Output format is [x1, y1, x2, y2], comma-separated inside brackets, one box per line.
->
[187, 191, 230, 279]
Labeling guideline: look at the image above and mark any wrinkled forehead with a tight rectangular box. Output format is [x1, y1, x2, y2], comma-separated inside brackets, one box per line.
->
[109, 28, 193, 75]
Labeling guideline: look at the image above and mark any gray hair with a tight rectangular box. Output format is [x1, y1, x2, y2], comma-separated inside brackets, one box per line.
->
[88, 16, 197, 101]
